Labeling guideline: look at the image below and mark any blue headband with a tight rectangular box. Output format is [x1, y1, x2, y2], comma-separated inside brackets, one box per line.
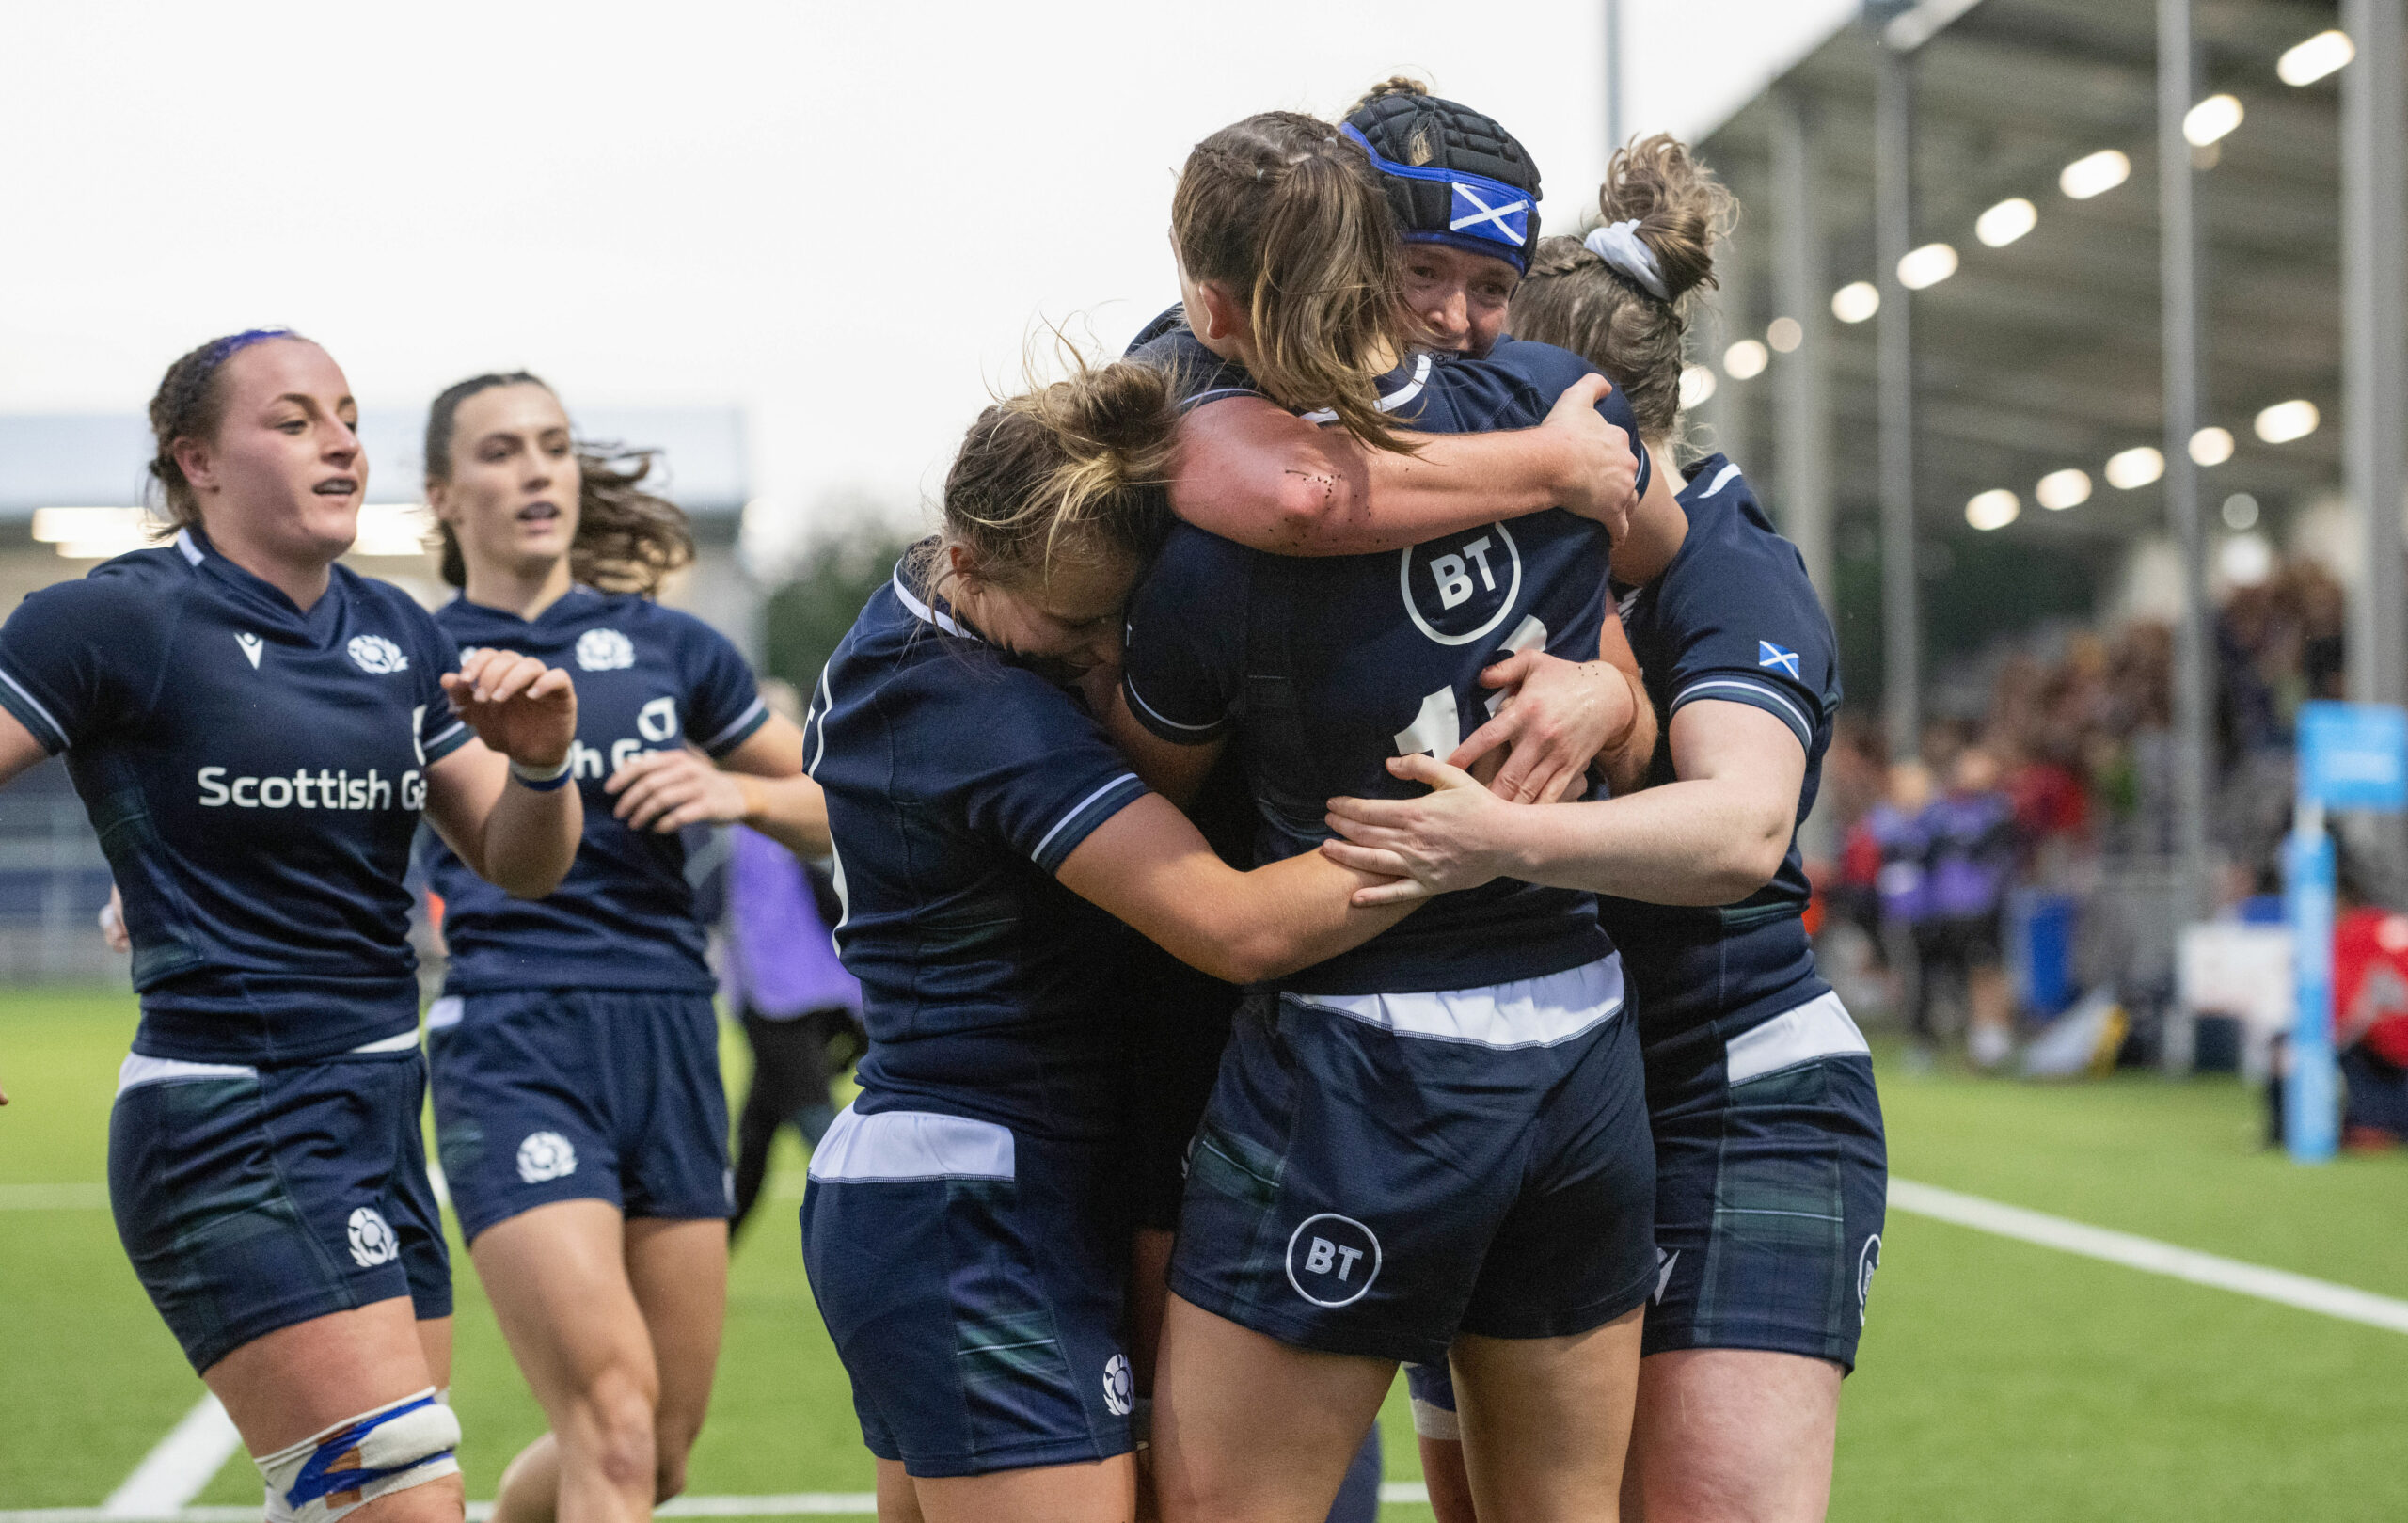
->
[1340, 122, 1535, 268]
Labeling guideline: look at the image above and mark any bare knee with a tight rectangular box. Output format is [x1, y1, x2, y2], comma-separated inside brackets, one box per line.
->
[566, 1366, 660, 1492]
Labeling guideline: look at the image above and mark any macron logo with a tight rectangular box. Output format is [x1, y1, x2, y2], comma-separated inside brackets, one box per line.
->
[236, 632, 263, 670]
[1758, 641, 1801, 679]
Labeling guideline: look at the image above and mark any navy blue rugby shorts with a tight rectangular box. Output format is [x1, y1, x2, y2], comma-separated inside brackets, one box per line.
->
[108, 1034, 451, 1374]
[1169, 958, 1656, 1368]
[1641, 990, 1888, 1368]
[427, 988, 730, 1241]
[1404, 992, 1887, 1429]
[801, 1105, 1136, 1479]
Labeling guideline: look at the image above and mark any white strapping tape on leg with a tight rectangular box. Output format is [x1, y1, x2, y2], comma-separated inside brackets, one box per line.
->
[256, 1388, 460, 1523]
[1410, 1397, 1463, 1441]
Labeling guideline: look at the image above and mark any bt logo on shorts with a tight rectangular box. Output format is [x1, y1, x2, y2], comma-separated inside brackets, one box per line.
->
[348, 1206, 399, 1268]
[1285, 1213, 1383, 1309]
[517, 1131, 578, 1184]
[1101, 1354, 1133, 1418]
[1401, 524, 1523, 646]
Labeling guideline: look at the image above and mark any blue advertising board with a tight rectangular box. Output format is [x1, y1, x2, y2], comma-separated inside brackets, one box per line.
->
[2288, 702, 2408, 1162]
[2297, 701, 2408, 810]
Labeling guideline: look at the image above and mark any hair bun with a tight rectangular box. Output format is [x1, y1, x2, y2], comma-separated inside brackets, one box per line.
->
[1595, 134, 1735, 304]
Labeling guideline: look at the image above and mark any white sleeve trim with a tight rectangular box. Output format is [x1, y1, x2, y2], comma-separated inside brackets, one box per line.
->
[0, 665, 68, 749]
[1124, 676, 1223, 737]
[1672, 676, 1813, 740]
[703, 694, 769, 752]
[1030, 772, 1142, 865]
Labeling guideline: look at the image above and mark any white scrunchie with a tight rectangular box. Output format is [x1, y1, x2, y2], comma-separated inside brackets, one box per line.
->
[1584, 219, 1668, 299]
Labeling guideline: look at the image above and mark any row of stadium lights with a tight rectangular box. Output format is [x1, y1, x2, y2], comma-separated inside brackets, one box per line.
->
[1672, 28, 2359, 532]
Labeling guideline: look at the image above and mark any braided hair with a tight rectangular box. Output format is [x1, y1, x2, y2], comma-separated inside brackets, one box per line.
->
[146, 328, 301, 530]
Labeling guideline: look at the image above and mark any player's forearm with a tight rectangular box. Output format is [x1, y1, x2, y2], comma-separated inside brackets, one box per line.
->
[1173, 406, 1569, 557]
[737, 773, 832, 857]
[1198, 849, 1417, 983]
[478, 775, 583, 899]
[1498, 780, 1789, 907]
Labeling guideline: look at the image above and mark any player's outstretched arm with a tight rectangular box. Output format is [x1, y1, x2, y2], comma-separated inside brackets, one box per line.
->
[606, 715, 832, 857]
[1057, 792, 1418, 985]
[423, 648, 583, 899]
[1173, 375, 1637, 555]
[1323, 700, 1805, 908]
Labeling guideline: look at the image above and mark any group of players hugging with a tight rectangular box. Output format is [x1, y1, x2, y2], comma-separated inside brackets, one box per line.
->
[0, 78, 1884, 1523]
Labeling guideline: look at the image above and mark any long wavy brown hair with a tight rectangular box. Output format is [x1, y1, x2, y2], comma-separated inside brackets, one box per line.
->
[423, 372, 695, 596]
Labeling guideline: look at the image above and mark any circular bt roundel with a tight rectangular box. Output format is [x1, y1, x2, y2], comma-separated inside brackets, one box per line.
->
[1399, 523, 1522, 646]
[1101, 1354, 1133, 1417]
[1285, 1213, 1382, 1308]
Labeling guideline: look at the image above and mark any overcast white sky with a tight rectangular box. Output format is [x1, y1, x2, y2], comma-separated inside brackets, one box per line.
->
[0, 0, 1855, 563]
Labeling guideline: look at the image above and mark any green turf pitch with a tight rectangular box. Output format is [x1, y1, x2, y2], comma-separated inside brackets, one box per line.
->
[5, 988, 2403, 1519]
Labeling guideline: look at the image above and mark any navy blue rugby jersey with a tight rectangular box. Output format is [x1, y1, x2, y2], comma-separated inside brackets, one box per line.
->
[802, 563, 1155, 1141]
[1120, 330, 1652, 996]
[1598, 455, 1839, 1041]
[0, 528, 470, 1064]
[420, 588, 768, 993]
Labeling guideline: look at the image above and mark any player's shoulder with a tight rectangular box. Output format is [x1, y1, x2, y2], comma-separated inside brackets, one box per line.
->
[1670, 455, 1808, 586]
[16, 543, 194, 635]
[1423, 337, 1601, 431]
[1128, 325, 1269, 414]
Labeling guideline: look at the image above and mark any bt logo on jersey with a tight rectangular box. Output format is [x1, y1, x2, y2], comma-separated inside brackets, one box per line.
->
[1402, 524, 1523, 646]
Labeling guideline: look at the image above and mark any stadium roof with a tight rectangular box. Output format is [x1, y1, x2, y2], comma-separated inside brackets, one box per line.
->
[1697, 0, 2354, 548]
[0, 406, 752, 520]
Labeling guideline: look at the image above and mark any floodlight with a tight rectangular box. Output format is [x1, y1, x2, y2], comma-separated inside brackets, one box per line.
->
[2060, 150, 2131, 199]
[1966, 489, 2020, 531]
[2105, 447, 2165, 489]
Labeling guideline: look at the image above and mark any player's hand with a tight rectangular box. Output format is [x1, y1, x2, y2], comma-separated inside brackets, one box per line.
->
[1323, 753, 1519, 906]
[1541, 374, 1640, 541]
[442, 649, 577, 770]
[99, 885, 129, 953]
[607, 749, 749, 834]
[1449, 651, 1633, 803]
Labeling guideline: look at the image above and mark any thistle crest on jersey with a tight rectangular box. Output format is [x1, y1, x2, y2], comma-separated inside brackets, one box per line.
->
[347, 635, 409, 674]
[576, 627, 636, 672]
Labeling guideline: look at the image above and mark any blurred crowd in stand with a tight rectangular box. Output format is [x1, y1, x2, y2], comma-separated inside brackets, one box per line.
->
[1817, 557, 2369, 1085]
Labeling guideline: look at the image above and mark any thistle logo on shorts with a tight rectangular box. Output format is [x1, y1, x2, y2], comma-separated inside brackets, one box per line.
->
[516, 1131, 578, 1183]
[347, 635, 409, 674]
[576, 628, 637, 672]
[1285, 1214, 1382, 1308]
[1101, 1354, 1133, 1417]
[347, 1206, 399, 1267]
[1400, 524, 1522, 646]
[1857, 1233, 1882, 1326]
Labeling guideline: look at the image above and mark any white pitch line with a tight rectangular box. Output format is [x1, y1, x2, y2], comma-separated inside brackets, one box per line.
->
[1891, 1178, 2408, 1335]
[0, 1183, 108, 1209]
[97, 1395, 242, 1519]
[4, 1483, 1440, 1523]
